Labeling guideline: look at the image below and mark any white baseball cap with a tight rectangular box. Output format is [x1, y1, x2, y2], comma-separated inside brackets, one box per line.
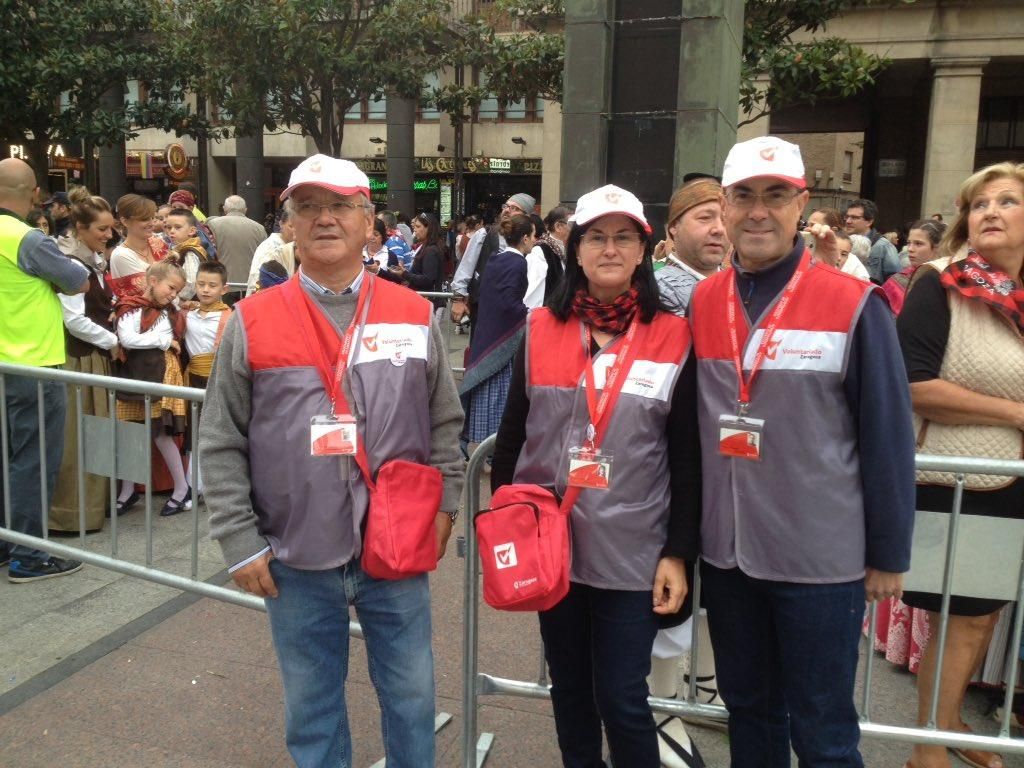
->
[569, 184, 651, 234]
[280, 154, 371, 201]
[721, 136, 807, 190]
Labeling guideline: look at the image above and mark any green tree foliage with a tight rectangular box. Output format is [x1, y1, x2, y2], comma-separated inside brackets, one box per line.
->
[176, 0, 455, 155]
[0, 0, 202, 189]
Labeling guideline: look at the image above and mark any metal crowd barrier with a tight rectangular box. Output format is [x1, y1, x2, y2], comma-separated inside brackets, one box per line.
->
[460, 437, 1024, 766]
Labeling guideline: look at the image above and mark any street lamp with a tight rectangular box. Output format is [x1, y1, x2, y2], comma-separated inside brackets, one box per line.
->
[511, 136, 527, 146]
[369, 136, 386, 144]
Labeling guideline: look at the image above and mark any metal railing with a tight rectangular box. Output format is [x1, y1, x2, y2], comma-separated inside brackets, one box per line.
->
[11, 359, 1021, 764]
[459, 437, 1024, 766]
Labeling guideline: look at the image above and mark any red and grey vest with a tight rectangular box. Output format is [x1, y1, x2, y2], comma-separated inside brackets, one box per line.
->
[513, 308, 691, 590]
[690, 257, 875, 583]
[238, 275, 433, 569]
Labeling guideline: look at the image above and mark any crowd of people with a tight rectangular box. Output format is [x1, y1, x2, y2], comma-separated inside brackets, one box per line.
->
[1, 135, 1023, 768]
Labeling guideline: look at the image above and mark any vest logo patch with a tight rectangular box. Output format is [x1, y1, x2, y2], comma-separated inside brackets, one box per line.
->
[743, 329, 845, 373]
[494, 542, 517, 569]
[354, 323, 429, 366]
[587, 356, 679, 402]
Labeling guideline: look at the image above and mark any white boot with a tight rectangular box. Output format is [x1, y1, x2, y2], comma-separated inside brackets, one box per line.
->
[648, 654, 706, 767]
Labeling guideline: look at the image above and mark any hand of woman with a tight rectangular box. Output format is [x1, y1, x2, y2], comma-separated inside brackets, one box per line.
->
[652, 556, 688, 615]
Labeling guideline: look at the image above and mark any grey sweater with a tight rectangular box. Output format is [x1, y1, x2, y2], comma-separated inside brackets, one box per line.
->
[200, 288, 466, 569]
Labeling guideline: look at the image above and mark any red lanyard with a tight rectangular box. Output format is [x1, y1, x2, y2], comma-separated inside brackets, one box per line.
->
[725, 253, 810, 414]
[581, 317, 643, 449]
[283, 272, 373, 417]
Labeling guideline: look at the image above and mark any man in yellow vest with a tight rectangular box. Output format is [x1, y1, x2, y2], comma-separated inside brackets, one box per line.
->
[0, 158, 90, 583]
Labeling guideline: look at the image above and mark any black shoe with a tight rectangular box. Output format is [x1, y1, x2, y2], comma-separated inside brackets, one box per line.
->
[8, 556, 84, 583]
[160, 487, 193, 517]
[111, 491, 141, 517]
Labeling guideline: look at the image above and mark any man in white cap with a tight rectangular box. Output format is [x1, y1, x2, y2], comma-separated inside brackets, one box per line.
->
[450, 191, 536, 338]
[687, 137, 916, 766]
[200, 154, 465, 767]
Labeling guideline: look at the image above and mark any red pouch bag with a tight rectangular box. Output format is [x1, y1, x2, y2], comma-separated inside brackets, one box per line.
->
[361, 459, 443, 580]
[474, 484, 579, 611]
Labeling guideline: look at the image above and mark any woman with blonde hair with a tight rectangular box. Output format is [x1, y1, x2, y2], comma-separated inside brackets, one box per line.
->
[50, 187, 121, 530]
[899, 162, 1024, 768]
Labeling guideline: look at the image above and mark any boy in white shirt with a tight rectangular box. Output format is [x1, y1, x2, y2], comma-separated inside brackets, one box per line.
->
[165, 209, 209, 300]
[184, 261, 231, 497]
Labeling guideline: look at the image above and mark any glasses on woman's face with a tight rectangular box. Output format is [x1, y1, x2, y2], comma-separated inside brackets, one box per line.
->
[502, 203, 524, 214]
[580, 231, 643, 250]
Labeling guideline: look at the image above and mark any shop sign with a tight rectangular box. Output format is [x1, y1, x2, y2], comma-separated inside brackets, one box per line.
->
[440, 183, 452, 223]
[353, 156, 542, 176]
[165, 143, 190, 180]
[9, 144, 66, 159]
[369, 178, 441, 192]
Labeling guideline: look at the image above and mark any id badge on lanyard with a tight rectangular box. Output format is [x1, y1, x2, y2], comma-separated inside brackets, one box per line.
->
[282, 274, 373, 458]
[566, 321, 640, 490]
[719, 254, 810, 461]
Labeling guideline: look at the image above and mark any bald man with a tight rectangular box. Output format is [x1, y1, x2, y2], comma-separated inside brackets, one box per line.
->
[207, 195, 268, 302]
[0, 158, 90, 583]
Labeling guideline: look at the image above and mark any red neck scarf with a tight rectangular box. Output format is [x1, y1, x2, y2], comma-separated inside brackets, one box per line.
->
[941, 250, 1024, 334]
[571, 287, 640, 336]
[114, 293, 186, 340]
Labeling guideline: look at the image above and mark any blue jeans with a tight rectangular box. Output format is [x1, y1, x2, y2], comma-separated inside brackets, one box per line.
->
[0, 374, 65, 564]
[701, 563, 865, 768]
[538, 581, 661, 768]
[264, 558, 435, 768]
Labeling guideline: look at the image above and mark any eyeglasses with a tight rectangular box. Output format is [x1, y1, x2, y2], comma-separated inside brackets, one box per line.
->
[580, 231, 644, 249]
[844, 213, 865, 220]
[502, 203, 524, 213]
[293, 201, 367, 220]
[725, 188, 802, 209]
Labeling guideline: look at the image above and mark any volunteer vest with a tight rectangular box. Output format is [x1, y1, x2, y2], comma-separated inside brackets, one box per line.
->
[913, 259, 1024, 490]
[690, 259, 875, 583]
[239, 276, 433, 569]
[0, 215, 66, 366]
[513, 307, 691, 591]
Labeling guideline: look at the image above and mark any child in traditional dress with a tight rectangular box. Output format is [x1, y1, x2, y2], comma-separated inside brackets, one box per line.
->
[165, 208, 209, 301]
[183, 261, 230, 498]
[114, 260, 191, 517]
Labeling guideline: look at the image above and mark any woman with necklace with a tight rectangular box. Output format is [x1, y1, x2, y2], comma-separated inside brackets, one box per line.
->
[109, 194, 169, 303]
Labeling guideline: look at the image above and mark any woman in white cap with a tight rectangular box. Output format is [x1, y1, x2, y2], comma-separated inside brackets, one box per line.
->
[491, 184, 702, 768]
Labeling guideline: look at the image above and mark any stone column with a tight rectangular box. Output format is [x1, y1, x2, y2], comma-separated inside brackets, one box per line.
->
[674, 0, 744, 183]
[559, 0, 614, 207]
[921, 57, 989, 219]
[386, 93, 416, 218]
[234, 133, 264, 219]
[97, 84, 128, 206]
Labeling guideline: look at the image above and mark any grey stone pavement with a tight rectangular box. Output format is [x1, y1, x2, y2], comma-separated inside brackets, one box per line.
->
[1, 329, 1021, 767]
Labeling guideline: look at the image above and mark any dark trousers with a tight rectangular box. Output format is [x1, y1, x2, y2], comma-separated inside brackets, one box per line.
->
[538, 581, 660, 768]
[1, 375, 66, 564]
[701, 562, 865, 768]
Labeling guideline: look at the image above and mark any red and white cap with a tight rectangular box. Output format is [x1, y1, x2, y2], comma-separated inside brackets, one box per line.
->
[569, 184, 651, 234]
[721, 136, 807, 190]
[280, 154, 371, 201]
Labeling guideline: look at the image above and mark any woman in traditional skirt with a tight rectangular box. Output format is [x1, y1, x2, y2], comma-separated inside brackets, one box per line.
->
[50, 186, 120, 531]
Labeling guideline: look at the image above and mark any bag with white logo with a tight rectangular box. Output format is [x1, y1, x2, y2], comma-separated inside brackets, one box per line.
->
[474, 484, 578, 611]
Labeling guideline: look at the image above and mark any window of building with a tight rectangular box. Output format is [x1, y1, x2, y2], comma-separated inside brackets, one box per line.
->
[367, 92, 387, 121]
[472, 70, 542, 122]
[978, 96, 1024, 149]
[842, 151, 853, 182]
[420, 72, 441, 121]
